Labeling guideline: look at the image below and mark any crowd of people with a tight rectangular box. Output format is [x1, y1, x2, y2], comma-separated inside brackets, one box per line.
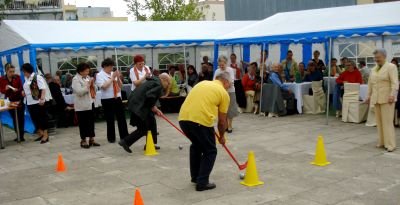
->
[0, 48, 399, 191]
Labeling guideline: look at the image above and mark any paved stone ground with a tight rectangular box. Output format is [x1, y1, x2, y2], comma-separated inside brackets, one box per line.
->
[1, 113, 400, 205]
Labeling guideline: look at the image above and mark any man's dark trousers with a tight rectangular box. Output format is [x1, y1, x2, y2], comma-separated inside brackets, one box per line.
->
[179, 121, 217, 185]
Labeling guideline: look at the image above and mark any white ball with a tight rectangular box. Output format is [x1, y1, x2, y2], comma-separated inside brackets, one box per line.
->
[239, 173, 245, 180]
[179, 145, 183, 150]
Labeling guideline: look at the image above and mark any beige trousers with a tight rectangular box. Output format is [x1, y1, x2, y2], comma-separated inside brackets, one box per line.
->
[375, 103, 396, 150]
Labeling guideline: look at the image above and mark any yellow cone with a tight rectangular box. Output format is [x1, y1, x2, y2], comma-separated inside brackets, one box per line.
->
[144, 131, 158, 156]
[310, 135, 331, 166]
[240, 151, 264, 187]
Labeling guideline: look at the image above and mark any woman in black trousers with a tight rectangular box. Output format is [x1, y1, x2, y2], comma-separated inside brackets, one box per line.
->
[21, 63, 50, 144]
[72, 63, 100, 148]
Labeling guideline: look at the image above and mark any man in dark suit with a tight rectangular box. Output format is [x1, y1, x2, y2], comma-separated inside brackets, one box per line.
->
[118, 74, 171, 153]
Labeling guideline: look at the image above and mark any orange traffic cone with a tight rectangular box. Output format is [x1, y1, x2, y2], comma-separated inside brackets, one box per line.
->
[134, 188, 144, 205]
[56, 153, 66, 172]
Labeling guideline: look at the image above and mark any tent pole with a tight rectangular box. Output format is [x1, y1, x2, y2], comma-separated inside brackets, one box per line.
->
[47, 50, 51, 75]
[151, 47, 154, 69]
[326, 37, 333, 125]
[183, 45, 188, 85]
[259, 43, 266, 116]
[114, 48, 119, 72]
[194, 45, 197, 72]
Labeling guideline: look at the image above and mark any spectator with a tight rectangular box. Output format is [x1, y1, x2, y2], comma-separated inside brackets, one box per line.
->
[230, 53, 241, 80]
[296, 62, 306, 82]
[129, 55, 151, 91]
[366, 49, 398, 152]
[268, 63, 296, 117]
[333, 60, 363, 117]
[359, 61, 371, 84]
[312, 50, 326, 72]
[63, 73, 73, 90]
[242, 63, 261, 113]
[187, 65, 198, 87]
[0, 63, 25, 141]
[95, 58, 128, 143]
[22, 63, 51, 144]
[391, 58, 399, 79]
[152, 69, 160, 77]
[324, 58, 342, 77]
[281, 50, 298, 82]
[46, 74, 70, 128]
[165, 65, 180, 97]
[176, 64, 186, 84]
[198, 63, 213, 82]
[213, 55, 238, 133]
[339, 57, 348, 70]
[304, 61, 323, 82]
[259, 50, 272, 74]
[72, 62, 100, 149]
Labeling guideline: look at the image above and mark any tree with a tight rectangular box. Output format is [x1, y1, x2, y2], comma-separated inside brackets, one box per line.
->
[0, 0, 12, 21]
[124, 0, 204, 21]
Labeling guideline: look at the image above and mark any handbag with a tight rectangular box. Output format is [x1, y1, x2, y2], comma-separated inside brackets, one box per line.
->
[30, 74, 41, 100]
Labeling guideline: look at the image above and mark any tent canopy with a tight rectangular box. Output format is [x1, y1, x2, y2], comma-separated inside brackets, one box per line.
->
[0, 20, 255, 54]
[217, 1, 400, 44]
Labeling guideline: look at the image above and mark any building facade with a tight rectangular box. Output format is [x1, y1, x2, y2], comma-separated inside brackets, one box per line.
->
[63, 5, 128, 21]
[2, 0, 64, 20]
[197, 0, 225, 21]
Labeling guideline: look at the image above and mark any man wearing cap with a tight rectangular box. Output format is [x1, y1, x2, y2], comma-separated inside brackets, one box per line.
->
[179, 71, 230, 191]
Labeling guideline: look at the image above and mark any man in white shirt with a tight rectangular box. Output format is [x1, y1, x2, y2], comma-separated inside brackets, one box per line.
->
[96, 58, 128, 143]
[129, 55, 151, 91]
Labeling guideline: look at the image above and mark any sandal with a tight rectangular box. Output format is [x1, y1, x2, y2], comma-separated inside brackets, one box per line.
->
[81, 140, 90, 149]
[89, 139, 100, 147]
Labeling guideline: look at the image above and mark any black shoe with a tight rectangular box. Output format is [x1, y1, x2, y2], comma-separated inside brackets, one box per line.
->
[108, 140, 116, 143]
[227, 129, 233, 133]
[89, 140, 100, 147]
[143, 145, 161, 150]
[81, 141, 90, 149]
[191, 179, 197, 184]
[34, 136, 43, 141]
[196, 183, 216, 191]
[14, 138, 25, 142]
[118, 140, 132, 153]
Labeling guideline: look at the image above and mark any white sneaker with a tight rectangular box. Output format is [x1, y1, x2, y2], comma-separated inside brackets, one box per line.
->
[335, 111, 341, 118]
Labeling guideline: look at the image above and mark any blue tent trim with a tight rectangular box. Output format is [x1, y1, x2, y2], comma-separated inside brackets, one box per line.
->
[217, 25, 400, 45]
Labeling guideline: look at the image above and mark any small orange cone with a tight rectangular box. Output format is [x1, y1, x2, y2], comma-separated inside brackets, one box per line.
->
[56, 153, 66, 172]
[134, 188, 144, 205]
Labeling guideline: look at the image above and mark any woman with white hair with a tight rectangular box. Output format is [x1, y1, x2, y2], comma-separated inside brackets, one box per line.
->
[366, 48, 399, 152]
[213, 55, 238, 133]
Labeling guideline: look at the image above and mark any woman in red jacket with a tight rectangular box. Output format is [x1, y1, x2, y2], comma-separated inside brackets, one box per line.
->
[0, 63, 25, 142]
[333, 60, 363, 117]
[242, 63, 261, 114]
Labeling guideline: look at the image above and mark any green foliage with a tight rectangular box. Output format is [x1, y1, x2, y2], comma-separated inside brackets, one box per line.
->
[124, 0, 204, 21]
[0, 0, 12, 20]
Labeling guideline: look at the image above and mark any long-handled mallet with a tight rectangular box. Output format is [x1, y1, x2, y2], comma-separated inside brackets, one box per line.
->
[159, 114, 248, 170]
[214, 132, 248, 170]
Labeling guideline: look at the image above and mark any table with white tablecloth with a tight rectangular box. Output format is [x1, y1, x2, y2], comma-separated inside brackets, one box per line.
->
[63, 91, 102, 107]
[283, 82, 312, 114]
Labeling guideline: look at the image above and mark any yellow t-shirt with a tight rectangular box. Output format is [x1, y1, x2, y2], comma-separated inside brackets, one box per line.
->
[179, 80, 230, 127]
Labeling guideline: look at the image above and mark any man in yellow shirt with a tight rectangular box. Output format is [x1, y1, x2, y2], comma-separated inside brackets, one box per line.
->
[179, 71, 231, 191]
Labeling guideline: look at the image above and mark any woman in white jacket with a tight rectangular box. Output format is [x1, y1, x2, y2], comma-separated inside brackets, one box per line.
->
[72, 63, 100, 149]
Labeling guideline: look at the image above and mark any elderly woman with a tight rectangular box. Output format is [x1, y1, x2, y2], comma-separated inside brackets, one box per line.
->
[0, 63, 25, 142]
[304, 61, 323, 82]
[242, 62, 261, 114]
[72, 62, 99, 149]
[95, 58, 128, 143]
[366, 49, 399, 152]
[214, 55, 238, 133]
[21, 63, 50, 144]
[333, 60, 363, 117]
[187, 65, 198, 87]
[129, 55, 151, 91]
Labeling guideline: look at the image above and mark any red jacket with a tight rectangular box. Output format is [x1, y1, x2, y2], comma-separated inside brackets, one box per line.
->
[336, 69, 363, 84]
[242, 73, 256, 92]
[0, 75, 24, 102]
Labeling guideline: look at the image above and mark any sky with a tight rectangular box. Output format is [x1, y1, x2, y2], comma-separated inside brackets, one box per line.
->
[64, 0, 142, 20]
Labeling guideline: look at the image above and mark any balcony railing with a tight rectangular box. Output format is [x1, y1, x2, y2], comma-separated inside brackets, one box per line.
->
[6, 0, 62, 10]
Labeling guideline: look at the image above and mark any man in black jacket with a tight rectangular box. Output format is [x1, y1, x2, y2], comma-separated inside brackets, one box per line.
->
[118, 74, 171, 153]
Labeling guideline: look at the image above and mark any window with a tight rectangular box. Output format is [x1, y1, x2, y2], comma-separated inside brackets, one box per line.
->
[158, 52, 188, 72]
[338, 41, 377, 68]
[57, 56, 97, 75]
[392, 42, 400, 68]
